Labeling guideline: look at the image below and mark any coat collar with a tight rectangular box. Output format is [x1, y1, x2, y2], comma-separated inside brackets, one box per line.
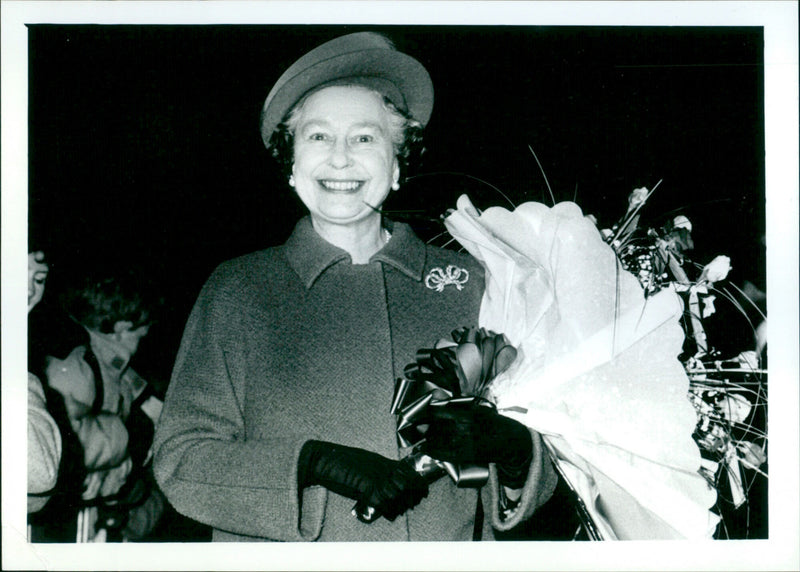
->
[283, 217, 426, 289]
[86, 328, 132, 372]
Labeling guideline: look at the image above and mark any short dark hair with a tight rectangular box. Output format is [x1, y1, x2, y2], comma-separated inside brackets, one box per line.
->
[268, 90, 425, 183]
[61, 270, 158, 334]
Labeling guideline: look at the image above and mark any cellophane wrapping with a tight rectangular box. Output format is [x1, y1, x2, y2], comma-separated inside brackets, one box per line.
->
[444, 195, 719, 539]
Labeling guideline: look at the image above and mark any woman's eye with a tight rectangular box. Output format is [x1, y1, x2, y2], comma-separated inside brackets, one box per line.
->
[354, 134, 374, 143]
[308, 132, 328, 142]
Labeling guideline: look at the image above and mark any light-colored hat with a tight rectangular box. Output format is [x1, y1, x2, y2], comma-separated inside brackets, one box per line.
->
[260, 32, 433, 148]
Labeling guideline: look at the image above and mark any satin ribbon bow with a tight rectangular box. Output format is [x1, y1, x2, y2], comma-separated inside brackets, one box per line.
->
[391, 327, 518, 487]
[353, 327, 518, 522]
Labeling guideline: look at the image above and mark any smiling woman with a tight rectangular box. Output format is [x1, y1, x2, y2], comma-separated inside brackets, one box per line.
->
[22, 21, 772, 547]
[151, 31, 557, 543]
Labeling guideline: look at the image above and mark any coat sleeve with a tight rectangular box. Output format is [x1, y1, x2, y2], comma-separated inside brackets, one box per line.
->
[46, 350, 129, 470]
[152, 272, 325, 542]
[73, 411, 130, 470]
[486, 428, 558, 531]
[27, 373, 62, 513]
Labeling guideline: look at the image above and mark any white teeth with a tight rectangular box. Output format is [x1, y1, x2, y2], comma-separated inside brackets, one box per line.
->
[320, 180, 361, 191]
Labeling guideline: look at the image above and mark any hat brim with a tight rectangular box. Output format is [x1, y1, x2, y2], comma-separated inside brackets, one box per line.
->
[260, 48, 433, 148]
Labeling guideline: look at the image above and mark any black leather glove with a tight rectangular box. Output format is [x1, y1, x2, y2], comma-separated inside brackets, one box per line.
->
[423, 402, 533, 489]
[297, 440, 428, 521]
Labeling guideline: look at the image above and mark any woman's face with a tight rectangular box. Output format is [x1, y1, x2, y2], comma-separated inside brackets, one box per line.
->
[28, 251, 49, 312]
[290, 86, 399, 228]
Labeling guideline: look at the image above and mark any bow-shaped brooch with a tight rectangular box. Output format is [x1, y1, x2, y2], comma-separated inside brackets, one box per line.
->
[425, 265, 470, 292]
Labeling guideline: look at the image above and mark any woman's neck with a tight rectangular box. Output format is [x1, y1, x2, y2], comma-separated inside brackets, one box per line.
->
[311, 216, 387, 264]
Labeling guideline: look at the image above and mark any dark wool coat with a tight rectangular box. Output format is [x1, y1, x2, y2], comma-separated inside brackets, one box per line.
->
[153, 218, 556, 542]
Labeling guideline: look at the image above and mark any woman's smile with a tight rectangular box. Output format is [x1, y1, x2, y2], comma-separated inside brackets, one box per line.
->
[318, 179, 366, 192]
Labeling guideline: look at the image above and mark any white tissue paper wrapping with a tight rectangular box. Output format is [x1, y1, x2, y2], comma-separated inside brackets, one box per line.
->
[444, 195, 719, 540]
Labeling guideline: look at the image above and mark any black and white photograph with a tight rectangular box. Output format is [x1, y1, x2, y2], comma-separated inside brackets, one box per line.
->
[3, 1, 798, 570]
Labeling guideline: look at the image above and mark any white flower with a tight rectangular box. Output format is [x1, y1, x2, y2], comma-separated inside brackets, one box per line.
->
[672, 215, 693, 232]
[627, 187, 649, 212]
[701, 295, 717, 318]
[719, 394, 752, 424]
[738, 441, 767, 468]
[735, 350, 759, 371]
[702, 255, 731, 283]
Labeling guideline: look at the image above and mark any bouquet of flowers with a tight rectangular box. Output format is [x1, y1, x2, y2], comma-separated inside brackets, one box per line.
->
[441, 194, 721, 539]
[604, 188, 768, 536]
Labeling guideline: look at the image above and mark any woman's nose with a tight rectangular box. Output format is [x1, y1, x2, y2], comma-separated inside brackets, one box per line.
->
[329, 139, 352, 168]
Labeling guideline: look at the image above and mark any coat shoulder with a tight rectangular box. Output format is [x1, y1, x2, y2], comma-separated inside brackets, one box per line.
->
[199, 247, 290, 301]
[45, 346, 95, 408]
[210, 247, 285, 284]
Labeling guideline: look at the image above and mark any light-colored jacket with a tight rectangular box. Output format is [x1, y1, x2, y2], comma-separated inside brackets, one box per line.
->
[46, 330, 148, 499]
[28, 373, 62, 513]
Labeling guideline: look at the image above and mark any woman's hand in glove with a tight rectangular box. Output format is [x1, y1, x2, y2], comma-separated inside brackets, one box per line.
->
[298, 440, 428, 521]
[422, 402, 533, 489]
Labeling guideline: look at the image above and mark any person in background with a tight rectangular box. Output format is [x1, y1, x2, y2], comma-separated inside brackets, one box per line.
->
[27, 250, 62, 515]
[154, 32, 556, 542]
[43, 270, 164, 541]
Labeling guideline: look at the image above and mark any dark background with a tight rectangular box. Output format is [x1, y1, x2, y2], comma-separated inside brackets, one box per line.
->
[26, 23, 766, 542]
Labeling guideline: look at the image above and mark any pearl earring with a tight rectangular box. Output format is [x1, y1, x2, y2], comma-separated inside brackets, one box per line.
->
[289, 175, 295, 187]
[391, 180, 400, 191]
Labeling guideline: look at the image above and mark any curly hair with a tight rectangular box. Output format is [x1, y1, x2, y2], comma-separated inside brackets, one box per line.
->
[268, 89, 425, 184]
[61, 271, 158, 334]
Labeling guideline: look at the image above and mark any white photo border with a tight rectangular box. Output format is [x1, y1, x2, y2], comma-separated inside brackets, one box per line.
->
[3, 2, 797, 571]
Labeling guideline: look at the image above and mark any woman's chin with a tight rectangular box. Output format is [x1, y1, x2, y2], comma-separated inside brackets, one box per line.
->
[313, 207, 375, 227]
[313, 201, 379, 224]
